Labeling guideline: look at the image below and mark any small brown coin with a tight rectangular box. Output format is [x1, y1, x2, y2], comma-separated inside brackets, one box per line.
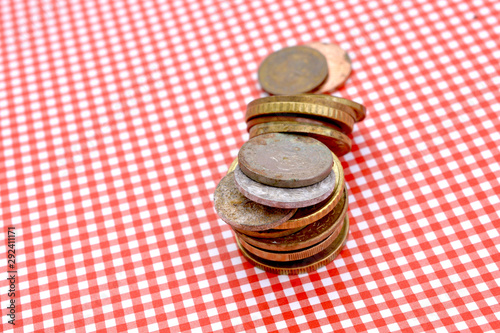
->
[249, 121, 352, 156]
[246, 114, 343, 133]
[238, 133, 333, 188]
[235, 188, 348, 252]
[237, 215, 350, 275]
[234, 165, 336, 209]
[258, 46, 328, 95]
[236, 215, 345, 262]
[214, 172, 297, 231]
[232, 225, 305, 239]
[305, 42, 352, 93]
[275, 153, 345, 229]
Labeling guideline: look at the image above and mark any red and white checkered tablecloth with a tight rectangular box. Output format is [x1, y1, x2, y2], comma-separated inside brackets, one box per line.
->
[1, 0, 499, 332]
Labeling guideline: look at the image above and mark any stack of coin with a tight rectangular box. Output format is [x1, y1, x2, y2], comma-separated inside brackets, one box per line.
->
[213, 43, 366, 274]
[258, 43, 352, 95]
[214, 133, 350, 274]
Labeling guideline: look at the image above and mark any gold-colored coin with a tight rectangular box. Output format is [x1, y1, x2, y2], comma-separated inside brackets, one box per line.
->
[249, 121, 352, 157]
[246, 97, 355, 133]
[232, 225, 305, 239]
[275, 153, 344, 229]
[306, 94, 366, 122]
[246, 115, 343, 133]
[258, 46, 329, 95]
[237, 215, 350, 275]
[236, 215, 345, 262]
[236, 188, 348, 252]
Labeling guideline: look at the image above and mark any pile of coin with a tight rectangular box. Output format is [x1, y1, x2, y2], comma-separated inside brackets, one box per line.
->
[258, 43, 352, 95]
[213, 44, 366, 274]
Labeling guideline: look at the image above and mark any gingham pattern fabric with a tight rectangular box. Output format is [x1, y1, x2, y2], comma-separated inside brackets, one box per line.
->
[1, 0, 499, 332]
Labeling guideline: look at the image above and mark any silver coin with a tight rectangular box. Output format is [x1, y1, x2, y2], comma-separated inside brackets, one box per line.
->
[234, 165, 336, 209]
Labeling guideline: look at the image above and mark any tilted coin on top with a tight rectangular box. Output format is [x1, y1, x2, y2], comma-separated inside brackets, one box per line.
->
[258, 45, 329, 95]
[238, 133, 333, 188]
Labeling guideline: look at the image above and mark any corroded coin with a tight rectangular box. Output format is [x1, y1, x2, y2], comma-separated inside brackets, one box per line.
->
[234, 165, 336, 209]
[237, 215, 350, 275]
[238, 133, 333, 188]
[236, 189, 347, 252]
[236, 215, 345, 261]
[249, 121, 352, 156]
[305, 42, 352, 93]
[258, 46, 328, 95]
[233, 225, 305, 239]
[275, 153, 345, 229]
[214, 171, 297, 231]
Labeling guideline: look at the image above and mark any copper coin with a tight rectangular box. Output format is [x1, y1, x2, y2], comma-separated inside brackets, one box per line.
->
[275, 153, 345, 229]
[236, 214, 345, 262]
[249, 121, 352, 156]
[246, 95, 357, 123]
[237, 215, 350, 275]
[258, 46, 328, 95]
[238, 133, 333, 188]
[235, 189, 347, 252]
[232, 225, 305, 239]
[246, 114, 343, 133]
[305, 42, 352, 93]
[214, 171, 297, 231]
[234, 165, 336, 209]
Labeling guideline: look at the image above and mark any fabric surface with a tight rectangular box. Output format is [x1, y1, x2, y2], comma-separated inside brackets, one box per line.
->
[1, 0, 499, 332]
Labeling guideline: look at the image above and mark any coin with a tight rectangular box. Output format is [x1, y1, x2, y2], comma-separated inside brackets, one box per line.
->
[236, 215, 345, 262]
[249, 121, 352, 156]
[232, 225, 305, 239]
[308, 94, 366, 122]
[258, 46, 329, 95]
[275, 153, 345, 229]
[236, 189, 347, 252]
[234, 165, 336, 209]
[214, 171, 297, 231]
[236, 215, 350, 275]
[305, 42, 352, 93]
[246, 114, 343, 133]
[238, 133, 333, 188]
[246, 96, 356, 133]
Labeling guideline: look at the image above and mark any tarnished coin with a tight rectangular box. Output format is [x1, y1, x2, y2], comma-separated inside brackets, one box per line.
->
[234, 165, 336, 209]
[237, 215, 350, 275]
[238, 133, 333, 188]
[236, 215, 345, 262]
[258, 46, 328, 95]
[232, 225, 305, 239]
[214, 172, 297, 231]
[275, 153, 345, 229]
[305, 42, 352, 93]
[249, 121, 352, 156]
[236, 189, 347, 252]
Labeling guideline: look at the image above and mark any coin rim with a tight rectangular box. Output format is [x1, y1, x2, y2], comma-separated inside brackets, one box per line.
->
[236, 215, 350, 275]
